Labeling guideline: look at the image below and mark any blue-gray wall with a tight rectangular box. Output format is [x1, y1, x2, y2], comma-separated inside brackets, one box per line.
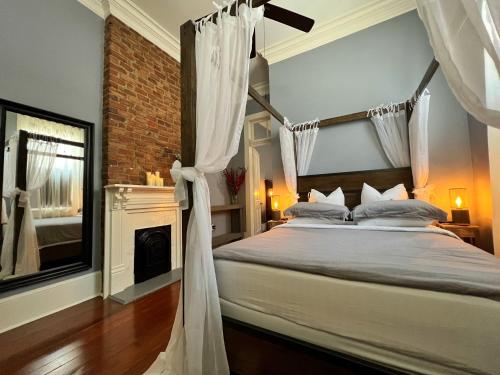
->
[0, 0, 104, 293]
[269, 11, 475, 219]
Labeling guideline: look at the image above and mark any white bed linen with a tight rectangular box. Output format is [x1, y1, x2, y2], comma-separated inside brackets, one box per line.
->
[215, 259, 500, 375]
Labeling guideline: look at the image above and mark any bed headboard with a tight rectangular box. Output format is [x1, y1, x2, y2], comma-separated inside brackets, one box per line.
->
[297, 167, 413, 209]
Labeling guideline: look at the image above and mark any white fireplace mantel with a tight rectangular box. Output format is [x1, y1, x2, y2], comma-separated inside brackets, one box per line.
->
[103, 184, 182, 298]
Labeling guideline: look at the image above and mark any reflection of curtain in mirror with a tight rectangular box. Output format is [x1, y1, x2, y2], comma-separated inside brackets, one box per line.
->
[2, 135, 18, 224]
[16, 113, 85, 219]
[32, 145, 84, 218]
[0, 137, 57, 279]
[17, 114, 84, 142]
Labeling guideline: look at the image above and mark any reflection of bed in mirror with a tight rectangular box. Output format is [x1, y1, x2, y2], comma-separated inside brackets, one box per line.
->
[35, 216, 82, 270]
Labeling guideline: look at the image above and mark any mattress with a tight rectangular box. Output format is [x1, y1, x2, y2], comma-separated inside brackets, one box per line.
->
[215, 259, 500, 375]
[34, 216, 82, 249]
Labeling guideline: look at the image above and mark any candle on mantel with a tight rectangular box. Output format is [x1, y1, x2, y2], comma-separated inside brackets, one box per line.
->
[146, 171, 154, 186]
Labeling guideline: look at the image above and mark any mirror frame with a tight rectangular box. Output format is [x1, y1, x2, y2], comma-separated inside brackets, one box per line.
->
[0, 98, 94, 293]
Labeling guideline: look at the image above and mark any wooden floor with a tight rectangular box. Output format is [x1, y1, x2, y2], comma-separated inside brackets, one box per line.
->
[0, 281, 390, 375]
[0, 282, 180, 375]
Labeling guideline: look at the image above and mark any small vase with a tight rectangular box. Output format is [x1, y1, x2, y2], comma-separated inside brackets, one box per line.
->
[230, 194, 238, 205]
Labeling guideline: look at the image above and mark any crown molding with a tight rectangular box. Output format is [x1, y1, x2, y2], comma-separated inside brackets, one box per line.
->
[78, 0, 109, 19]
[79, 0, 415, 65]
[78, 0, 180, 62]
[261, 0, 416, 65]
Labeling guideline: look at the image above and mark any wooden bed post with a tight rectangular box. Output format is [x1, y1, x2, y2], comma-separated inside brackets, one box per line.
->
[12, 130, 28, 271]
[180, 20, 197, 322]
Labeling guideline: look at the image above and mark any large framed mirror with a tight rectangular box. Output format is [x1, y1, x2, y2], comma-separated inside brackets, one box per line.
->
[0, 99, 93, 292]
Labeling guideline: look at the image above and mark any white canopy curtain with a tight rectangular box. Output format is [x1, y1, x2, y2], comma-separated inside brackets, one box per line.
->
[146, 2, 263, 375]
[0, 136, 58, 279]
[416, 0, 500, 128]
[17, 114, 84, 142]
[368, 104, 410, 168]
[35, 145, 84, 218]
[279, 120, 298, 203]
[293, 118, 319, 176]
[409, 89, 432, 201]
[17, 114, 85, 218]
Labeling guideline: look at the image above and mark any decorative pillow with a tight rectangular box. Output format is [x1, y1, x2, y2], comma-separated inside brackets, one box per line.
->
[352, 200, 447, 223]
[284, 202, 350, 220]
[361, 183, 408, 204]
[356, 218, 434, 227]
[309, 187, 345, 206]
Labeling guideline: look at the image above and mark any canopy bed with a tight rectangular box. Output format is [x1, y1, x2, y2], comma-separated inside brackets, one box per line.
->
[148, 1, 500, 374]
[0, 98, 93, 292]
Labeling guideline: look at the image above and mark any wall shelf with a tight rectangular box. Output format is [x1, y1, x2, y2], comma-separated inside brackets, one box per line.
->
[211, 204, 244, 248]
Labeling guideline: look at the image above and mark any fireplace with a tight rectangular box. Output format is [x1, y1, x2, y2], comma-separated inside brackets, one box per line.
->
[134, 225, 172, 283]
[103, 185, 181, 298]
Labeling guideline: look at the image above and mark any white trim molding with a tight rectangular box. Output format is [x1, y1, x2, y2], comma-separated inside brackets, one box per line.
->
[78, 0, 110, 19]
[78, 0, 180, 61]
[0, 271, 102, 333]
[79, 0, 415, 64]
[261, 0, 416, 64]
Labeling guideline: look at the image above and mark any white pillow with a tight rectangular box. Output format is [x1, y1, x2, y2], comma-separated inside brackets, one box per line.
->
[357, 218, 433, 227]
[361, 183, 408, 204]
[309, 187, 345, 206]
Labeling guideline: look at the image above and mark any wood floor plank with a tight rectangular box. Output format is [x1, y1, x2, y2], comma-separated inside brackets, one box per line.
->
[0, 282, 180, 375]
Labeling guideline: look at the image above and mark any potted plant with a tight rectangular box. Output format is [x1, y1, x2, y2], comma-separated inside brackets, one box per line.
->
[222, 167, 246, 205]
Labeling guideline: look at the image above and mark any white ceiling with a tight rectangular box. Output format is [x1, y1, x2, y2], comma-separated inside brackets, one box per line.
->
[132, 0, 373, 49]
[80, 0, 416, 63]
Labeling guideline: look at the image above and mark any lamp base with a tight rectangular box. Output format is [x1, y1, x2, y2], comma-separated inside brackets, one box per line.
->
[271, 210, 281, 221]
[451, 209, 470, 224]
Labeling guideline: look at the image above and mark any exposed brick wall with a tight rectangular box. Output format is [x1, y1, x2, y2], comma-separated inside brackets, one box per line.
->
[103, 16, 180, 186]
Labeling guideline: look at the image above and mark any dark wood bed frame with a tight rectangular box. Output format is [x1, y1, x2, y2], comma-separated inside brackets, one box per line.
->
[179, 2, 438, 373]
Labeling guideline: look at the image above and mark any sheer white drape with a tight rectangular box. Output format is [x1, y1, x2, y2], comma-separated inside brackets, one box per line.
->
[409, 89, 432, 201]
[279, 121, 297, 203]
[0, 137, 57, 279]
[146, 3, 263, 375]
[293, 119, 319, 176]
[2, 135, 18, 224]
[369, 105, 410, 168]
[416, 0, 500, 128]
[17, 114, 84, 142]
[33, 146, 84, 218]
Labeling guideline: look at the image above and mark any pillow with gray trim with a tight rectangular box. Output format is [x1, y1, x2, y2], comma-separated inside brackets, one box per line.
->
[352, 199, 447, 222]
[284, 202, 350, 221]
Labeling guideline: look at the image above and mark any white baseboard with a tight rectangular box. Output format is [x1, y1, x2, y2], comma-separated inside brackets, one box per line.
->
[0, 271, 102, 333]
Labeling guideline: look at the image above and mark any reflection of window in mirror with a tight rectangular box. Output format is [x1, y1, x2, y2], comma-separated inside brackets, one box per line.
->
[1, 112, 86, 281]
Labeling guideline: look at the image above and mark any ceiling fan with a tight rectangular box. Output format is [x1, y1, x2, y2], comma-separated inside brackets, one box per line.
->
[251, 3, 315, 57]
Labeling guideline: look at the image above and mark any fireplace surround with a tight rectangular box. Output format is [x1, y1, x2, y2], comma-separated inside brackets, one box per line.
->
[103, 185, 181, 298]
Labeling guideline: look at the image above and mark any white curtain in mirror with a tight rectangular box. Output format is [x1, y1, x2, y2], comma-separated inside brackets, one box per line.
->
[369, 105, 410, 168]
[32, 146, 84, 218]
[409, 89, 432, 201]
[279, 122, 298, 203]
[17, 114, 84, 142]
[146, 3, 263, 375]
[416, 0, 500, 128]
[0, 137, 58, 279]
[2, 135, 18, 225]
[293, 119, 319, 176]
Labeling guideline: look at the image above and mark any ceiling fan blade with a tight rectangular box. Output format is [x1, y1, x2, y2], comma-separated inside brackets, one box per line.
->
[250, 31, 256, 58]
[264, 3, 314, 33]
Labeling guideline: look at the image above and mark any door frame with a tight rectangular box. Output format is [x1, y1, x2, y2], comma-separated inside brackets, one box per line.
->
[244, 111, 272, 237]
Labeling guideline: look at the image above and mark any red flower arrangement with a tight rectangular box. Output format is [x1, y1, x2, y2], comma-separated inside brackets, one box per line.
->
[222, 167, 246, 200]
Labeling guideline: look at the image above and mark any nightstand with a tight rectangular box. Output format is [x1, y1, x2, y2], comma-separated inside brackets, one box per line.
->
[438, 223, 480, 245]
[267, 219, 287, 231]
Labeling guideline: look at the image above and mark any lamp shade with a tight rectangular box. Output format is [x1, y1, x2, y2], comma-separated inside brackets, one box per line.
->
[449, 188, 468, 209]
[271, 195, 280, 211]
